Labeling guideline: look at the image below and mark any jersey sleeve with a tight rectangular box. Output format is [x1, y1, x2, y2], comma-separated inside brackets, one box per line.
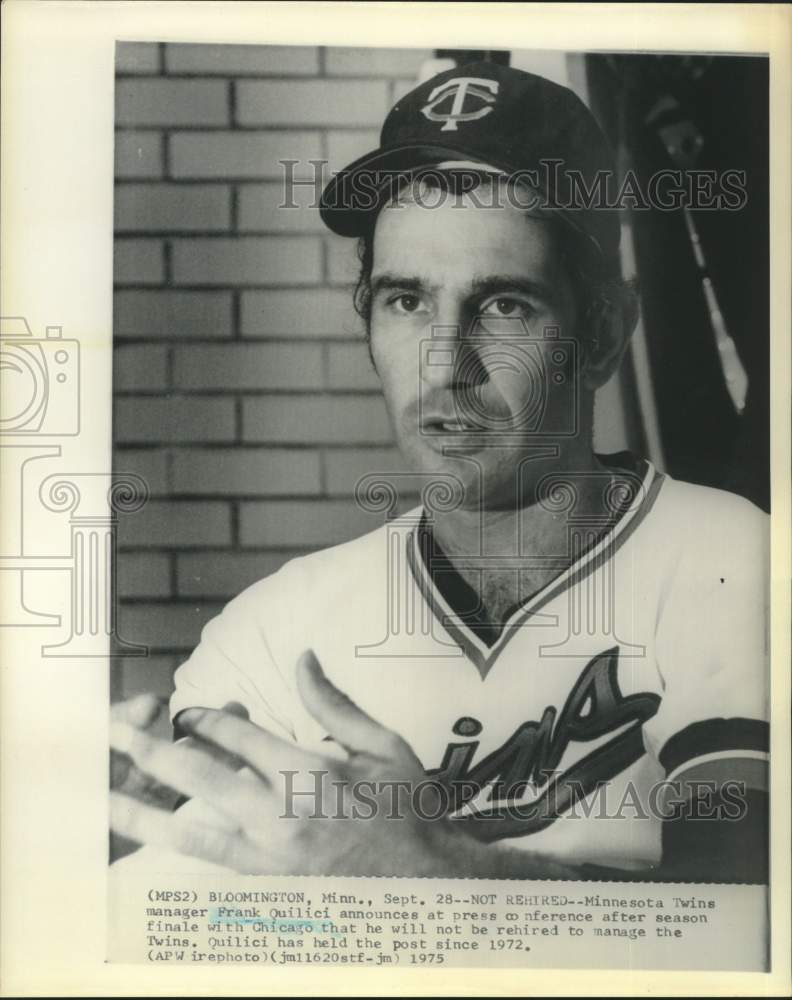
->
[642, 493, 769, 794]
[169, 572, 300, 742]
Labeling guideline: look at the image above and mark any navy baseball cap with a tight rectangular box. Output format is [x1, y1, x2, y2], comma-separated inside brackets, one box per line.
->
[319, 60, 620, 257]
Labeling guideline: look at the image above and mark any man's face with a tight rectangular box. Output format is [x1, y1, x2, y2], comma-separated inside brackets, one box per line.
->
[369, 190, 586, 510]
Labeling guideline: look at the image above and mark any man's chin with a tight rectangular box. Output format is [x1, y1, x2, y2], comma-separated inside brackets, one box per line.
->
[403, 443, 559, 514]
[408, 445, 483, 479]
[406, 448, 496, 510]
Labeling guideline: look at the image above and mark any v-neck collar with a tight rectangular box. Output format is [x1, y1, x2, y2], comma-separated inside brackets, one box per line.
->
[405, 456, 665, 679]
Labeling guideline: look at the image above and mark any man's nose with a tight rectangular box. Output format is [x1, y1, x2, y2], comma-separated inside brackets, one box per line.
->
[420, 324, 462, 389]
[420, 315, 482, 390]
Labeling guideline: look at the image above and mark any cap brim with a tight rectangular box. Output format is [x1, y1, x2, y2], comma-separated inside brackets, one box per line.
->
[318, 141, 607, 258]
[319, 141, 523, 237]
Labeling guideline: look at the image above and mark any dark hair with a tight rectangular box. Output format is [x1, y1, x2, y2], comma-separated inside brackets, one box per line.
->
[351, 171, 636, 341]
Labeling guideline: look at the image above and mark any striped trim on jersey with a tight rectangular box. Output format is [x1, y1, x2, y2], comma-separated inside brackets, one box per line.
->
[659, 717, 770, 793]
[406, 458, 665, 679]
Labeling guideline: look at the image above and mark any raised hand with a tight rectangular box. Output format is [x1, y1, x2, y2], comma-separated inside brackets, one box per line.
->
[110, 652, 577, 879]
[110, 651, 455, 875]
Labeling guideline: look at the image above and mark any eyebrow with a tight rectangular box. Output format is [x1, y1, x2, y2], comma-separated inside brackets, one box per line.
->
[471, 275, 556, 305]
[369, 273, 427, 298]
[369, 272, 556, 305]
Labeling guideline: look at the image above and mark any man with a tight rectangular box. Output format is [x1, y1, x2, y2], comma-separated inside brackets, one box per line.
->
[110, 62, 768, 881]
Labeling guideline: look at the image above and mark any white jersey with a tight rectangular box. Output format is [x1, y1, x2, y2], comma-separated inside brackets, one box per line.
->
[171, 459, 769, 871]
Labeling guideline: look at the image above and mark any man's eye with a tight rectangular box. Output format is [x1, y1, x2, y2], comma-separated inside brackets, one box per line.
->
[481, 297, 534, 318]
[390, 293, 424, 314]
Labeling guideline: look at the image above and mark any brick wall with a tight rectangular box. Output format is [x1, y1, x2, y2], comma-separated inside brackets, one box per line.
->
[112, 43, 431, 704]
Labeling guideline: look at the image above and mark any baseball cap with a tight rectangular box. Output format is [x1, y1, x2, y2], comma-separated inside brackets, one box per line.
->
[319, 60, 620, 257]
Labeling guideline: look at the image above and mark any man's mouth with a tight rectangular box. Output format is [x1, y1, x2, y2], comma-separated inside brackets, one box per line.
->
[437, 419, 479, 433]
[424, 417, 482, 434]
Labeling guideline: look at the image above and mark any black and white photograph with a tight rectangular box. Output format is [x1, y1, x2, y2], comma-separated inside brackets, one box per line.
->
[1, 2, 790, 994]
[109, 41, 770, 886]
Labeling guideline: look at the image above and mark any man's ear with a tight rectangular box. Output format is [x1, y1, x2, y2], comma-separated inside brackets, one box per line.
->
[581, 288, 639, 391]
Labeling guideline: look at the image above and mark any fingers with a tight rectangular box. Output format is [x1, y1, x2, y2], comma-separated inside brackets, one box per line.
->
[177, 706, 327, 778]
[110, 791, 259, 872]
[219, 701, 250, 721]
[111, 693, 163, 729]
[174, 733, 247, 777]
[110, 719, 264, 826]
[112, 756, 181, 809]
[110, 695, 165, 790]
[295, 649, 407, 760]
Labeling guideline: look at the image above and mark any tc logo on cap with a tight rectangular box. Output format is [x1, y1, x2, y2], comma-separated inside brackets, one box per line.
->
[420, 77, 499, 132]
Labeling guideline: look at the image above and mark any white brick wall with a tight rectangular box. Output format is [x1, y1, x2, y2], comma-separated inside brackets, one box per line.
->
[164, 43, 320, 76]
[170, 448, 322, 495]
[242, 395, 393, 443]
[237, 182, 324, 233]
[118, 553, 172, 598]
[236, 80, 389, 126]
[114, 396, 236, 443]
[114, 289, 233, 337]
[115, 184, 232, 232]
[117, 501, 232, 548]
[171, 235, 323, 285]
[325, 47, 431, 78]
[113, 41, 425, 698]
[169, 130, 324, 179]
[115, 41, 162, 75]
[115, 132, 164, 177]
[240, 289, 361, 337]
[116, 79, 230, 126]
[113, 239, 165, 285]
[172, 343, 325, 390]
[113, 344, 169, 391]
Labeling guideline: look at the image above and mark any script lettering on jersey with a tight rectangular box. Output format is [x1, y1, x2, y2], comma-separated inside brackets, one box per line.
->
[427, 646, 660, 839]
